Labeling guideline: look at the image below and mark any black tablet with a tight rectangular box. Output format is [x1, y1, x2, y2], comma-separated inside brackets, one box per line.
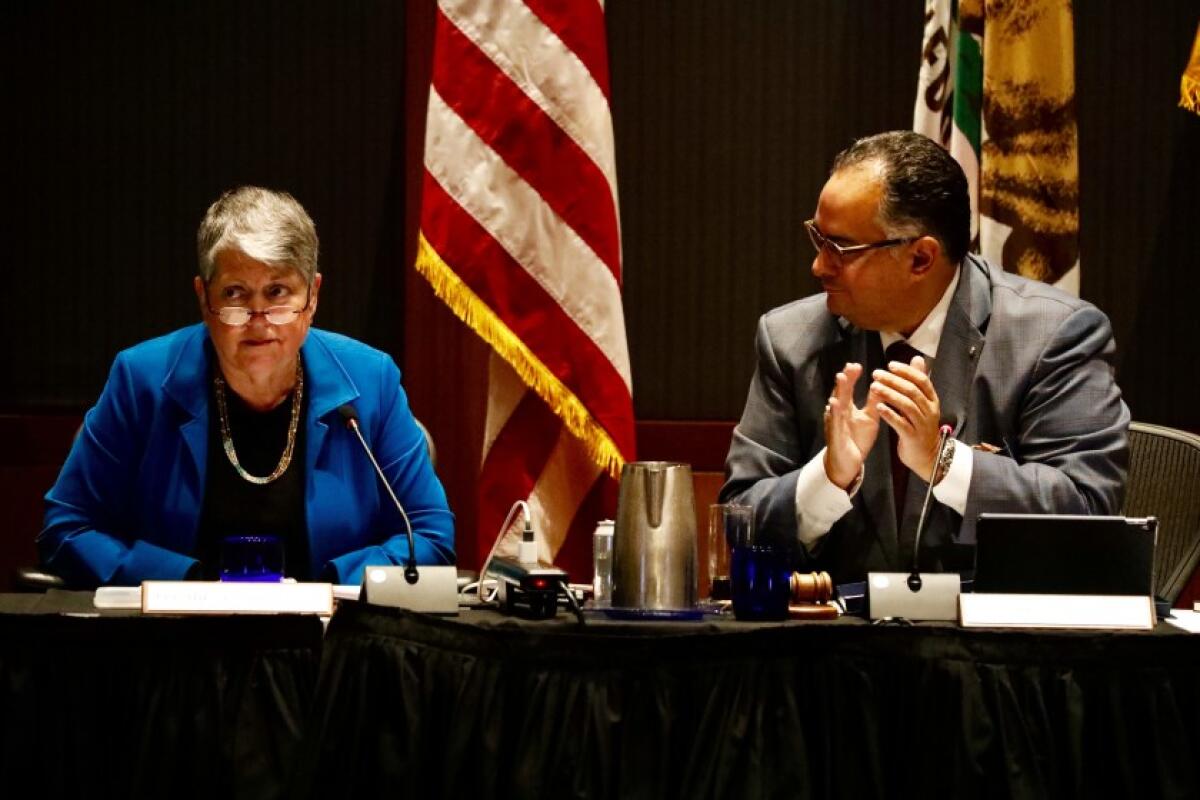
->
[973, 514, 1157, 596]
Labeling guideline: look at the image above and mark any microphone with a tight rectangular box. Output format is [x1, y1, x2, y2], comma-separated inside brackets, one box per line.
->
[866, 422, 959, 621]
[907, 423, 953, 592]
[338, 404, 420, 585]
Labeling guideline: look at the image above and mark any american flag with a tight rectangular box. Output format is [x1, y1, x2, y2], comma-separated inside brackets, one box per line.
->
[415, 0, 635, 577]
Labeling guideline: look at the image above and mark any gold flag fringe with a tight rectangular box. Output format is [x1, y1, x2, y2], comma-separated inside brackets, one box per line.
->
[414, 232, 627, 479]
[1183, 25, 1200, 116]
[1183, 72, 1200, 116]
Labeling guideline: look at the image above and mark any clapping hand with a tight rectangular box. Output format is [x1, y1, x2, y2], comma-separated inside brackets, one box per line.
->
[822, 363, 881, 490]
[870, 355, 942, 482]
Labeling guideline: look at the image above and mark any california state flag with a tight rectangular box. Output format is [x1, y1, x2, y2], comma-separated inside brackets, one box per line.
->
[415, 0, 636, 577]
[914, 0, 1081, 293]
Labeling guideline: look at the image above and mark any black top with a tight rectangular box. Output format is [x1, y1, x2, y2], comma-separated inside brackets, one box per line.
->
[195, 372, 310, 580]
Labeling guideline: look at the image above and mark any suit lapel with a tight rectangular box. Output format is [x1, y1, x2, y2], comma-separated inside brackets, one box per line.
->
[160, 325, 211, 479]
[301, 331, 361, 481]
[931, 259, 989, 438]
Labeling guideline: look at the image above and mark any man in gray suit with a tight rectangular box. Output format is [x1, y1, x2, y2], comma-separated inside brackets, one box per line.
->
[719, 131, 1129, 585]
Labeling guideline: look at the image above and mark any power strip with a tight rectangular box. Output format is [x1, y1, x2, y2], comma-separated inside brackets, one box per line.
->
[487, 556, 569, 619]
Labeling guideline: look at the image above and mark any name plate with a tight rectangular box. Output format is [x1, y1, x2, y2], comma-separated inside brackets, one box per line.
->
[141, 581, 334, 615]
[959, 593, 1154, 630]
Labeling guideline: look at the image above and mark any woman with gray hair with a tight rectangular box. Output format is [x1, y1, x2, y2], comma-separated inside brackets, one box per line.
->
[38, 186, 454, 586]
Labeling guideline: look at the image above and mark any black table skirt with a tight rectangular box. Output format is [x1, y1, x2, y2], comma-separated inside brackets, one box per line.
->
[294, 603, 1200, 800]
[0, 591, 322, 800]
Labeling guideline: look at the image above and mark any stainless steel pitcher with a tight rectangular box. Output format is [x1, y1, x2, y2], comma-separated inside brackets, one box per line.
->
[612, 461, 698, 610]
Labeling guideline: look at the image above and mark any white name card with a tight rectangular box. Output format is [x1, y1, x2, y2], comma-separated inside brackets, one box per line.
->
[959, 593, 1154, 630]
[141, 581, 334, 615]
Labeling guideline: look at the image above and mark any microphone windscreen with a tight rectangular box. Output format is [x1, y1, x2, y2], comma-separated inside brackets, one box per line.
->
[337, 404, 359, 426]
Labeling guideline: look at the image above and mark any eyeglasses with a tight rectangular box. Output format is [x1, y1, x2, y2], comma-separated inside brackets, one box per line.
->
[804, 219, 915, 262]
[207, 286, 312, 327]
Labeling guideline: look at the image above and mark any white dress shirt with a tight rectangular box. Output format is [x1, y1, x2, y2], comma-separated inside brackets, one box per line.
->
[795, 268, 974, 549]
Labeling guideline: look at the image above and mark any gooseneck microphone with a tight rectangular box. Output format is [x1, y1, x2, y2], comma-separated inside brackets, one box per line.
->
[907, 423, 953, 592]
[338, 404, 419, 585]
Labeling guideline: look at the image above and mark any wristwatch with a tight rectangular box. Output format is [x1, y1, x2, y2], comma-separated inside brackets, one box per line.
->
[846, 466, 865, 497]
[932, 437, 956, 486]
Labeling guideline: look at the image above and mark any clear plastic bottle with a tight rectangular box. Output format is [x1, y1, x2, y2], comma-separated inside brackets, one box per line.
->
[592, 520, 615, 608]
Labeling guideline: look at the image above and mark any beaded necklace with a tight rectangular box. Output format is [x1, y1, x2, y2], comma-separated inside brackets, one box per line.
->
[213, 359, 303, 485]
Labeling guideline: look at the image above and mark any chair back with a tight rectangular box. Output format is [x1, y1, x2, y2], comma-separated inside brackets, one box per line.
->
[1123, 422, 1200, 603]
[414, 418, 437, 470]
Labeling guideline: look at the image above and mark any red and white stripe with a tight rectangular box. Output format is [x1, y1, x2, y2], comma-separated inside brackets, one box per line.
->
[418, 0, 635, 575]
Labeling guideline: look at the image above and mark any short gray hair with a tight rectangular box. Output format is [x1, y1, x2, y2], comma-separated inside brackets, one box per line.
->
[196, 186, 319, 283]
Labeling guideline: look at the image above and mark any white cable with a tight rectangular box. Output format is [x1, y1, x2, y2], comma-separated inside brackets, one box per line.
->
[469, 499, 531, 607]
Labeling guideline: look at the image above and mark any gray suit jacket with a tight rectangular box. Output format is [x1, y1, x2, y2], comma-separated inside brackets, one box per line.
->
[719, 255, 1130, 584]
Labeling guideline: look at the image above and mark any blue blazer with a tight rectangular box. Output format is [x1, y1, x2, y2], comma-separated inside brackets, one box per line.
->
[39, 324, 455, 587]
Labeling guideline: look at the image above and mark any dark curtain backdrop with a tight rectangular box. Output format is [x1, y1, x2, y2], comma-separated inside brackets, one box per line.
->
[609, 0, 1200, 426]
[1075, 9, 1200, 432]
[0, 0, 409, 406]
[1, 0, 1197, 475]
[610, 0, 926, 419]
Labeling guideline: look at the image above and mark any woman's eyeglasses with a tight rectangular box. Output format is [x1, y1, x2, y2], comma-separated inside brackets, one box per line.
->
[207, 286, 312, 327]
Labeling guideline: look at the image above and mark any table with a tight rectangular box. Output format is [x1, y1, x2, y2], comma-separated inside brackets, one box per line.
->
[294, 602, 1200, 799]
[0, 591, 322, 799]
[6, 593, 1200, 799]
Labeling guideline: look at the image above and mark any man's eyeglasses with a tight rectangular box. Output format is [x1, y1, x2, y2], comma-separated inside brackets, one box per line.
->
[207, 286, 312, 327]
[804, 219, 915, 262]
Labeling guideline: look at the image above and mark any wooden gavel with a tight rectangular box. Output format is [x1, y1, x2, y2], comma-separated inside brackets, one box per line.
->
[789, 570, 833, 604]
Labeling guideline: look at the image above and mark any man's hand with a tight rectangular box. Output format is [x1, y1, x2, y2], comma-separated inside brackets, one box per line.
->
[823, 362, 881, 490]
[870, 355, 942, 482]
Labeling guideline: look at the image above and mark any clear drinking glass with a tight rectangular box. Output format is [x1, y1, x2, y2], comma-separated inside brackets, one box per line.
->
[708, 504, 752, 600]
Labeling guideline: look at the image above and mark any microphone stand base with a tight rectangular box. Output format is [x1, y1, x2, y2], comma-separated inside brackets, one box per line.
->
[867, 572, 961, 621]
[362, 565, 459, 614]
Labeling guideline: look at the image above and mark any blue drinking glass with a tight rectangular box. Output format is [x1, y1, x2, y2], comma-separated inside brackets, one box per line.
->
[220, 535, 285, 582]
[730, 544, 791, 621]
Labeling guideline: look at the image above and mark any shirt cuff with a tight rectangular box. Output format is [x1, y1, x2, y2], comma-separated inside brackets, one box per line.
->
[794, 447, 856, 547]
[931, 439, 973, 516]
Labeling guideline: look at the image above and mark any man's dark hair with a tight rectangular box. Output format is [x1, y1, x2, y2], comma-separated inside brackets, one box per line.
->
[831, 131, 971, 264]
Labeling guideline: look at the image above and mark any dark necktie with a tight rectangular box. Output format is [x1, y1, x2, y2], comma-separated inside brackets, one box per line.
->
[884, 340, 924, 524]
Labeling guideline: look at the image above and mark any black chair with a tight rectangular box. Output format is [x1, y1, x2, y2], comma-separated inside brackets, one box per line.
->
[1123, 422, 1200, 604]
